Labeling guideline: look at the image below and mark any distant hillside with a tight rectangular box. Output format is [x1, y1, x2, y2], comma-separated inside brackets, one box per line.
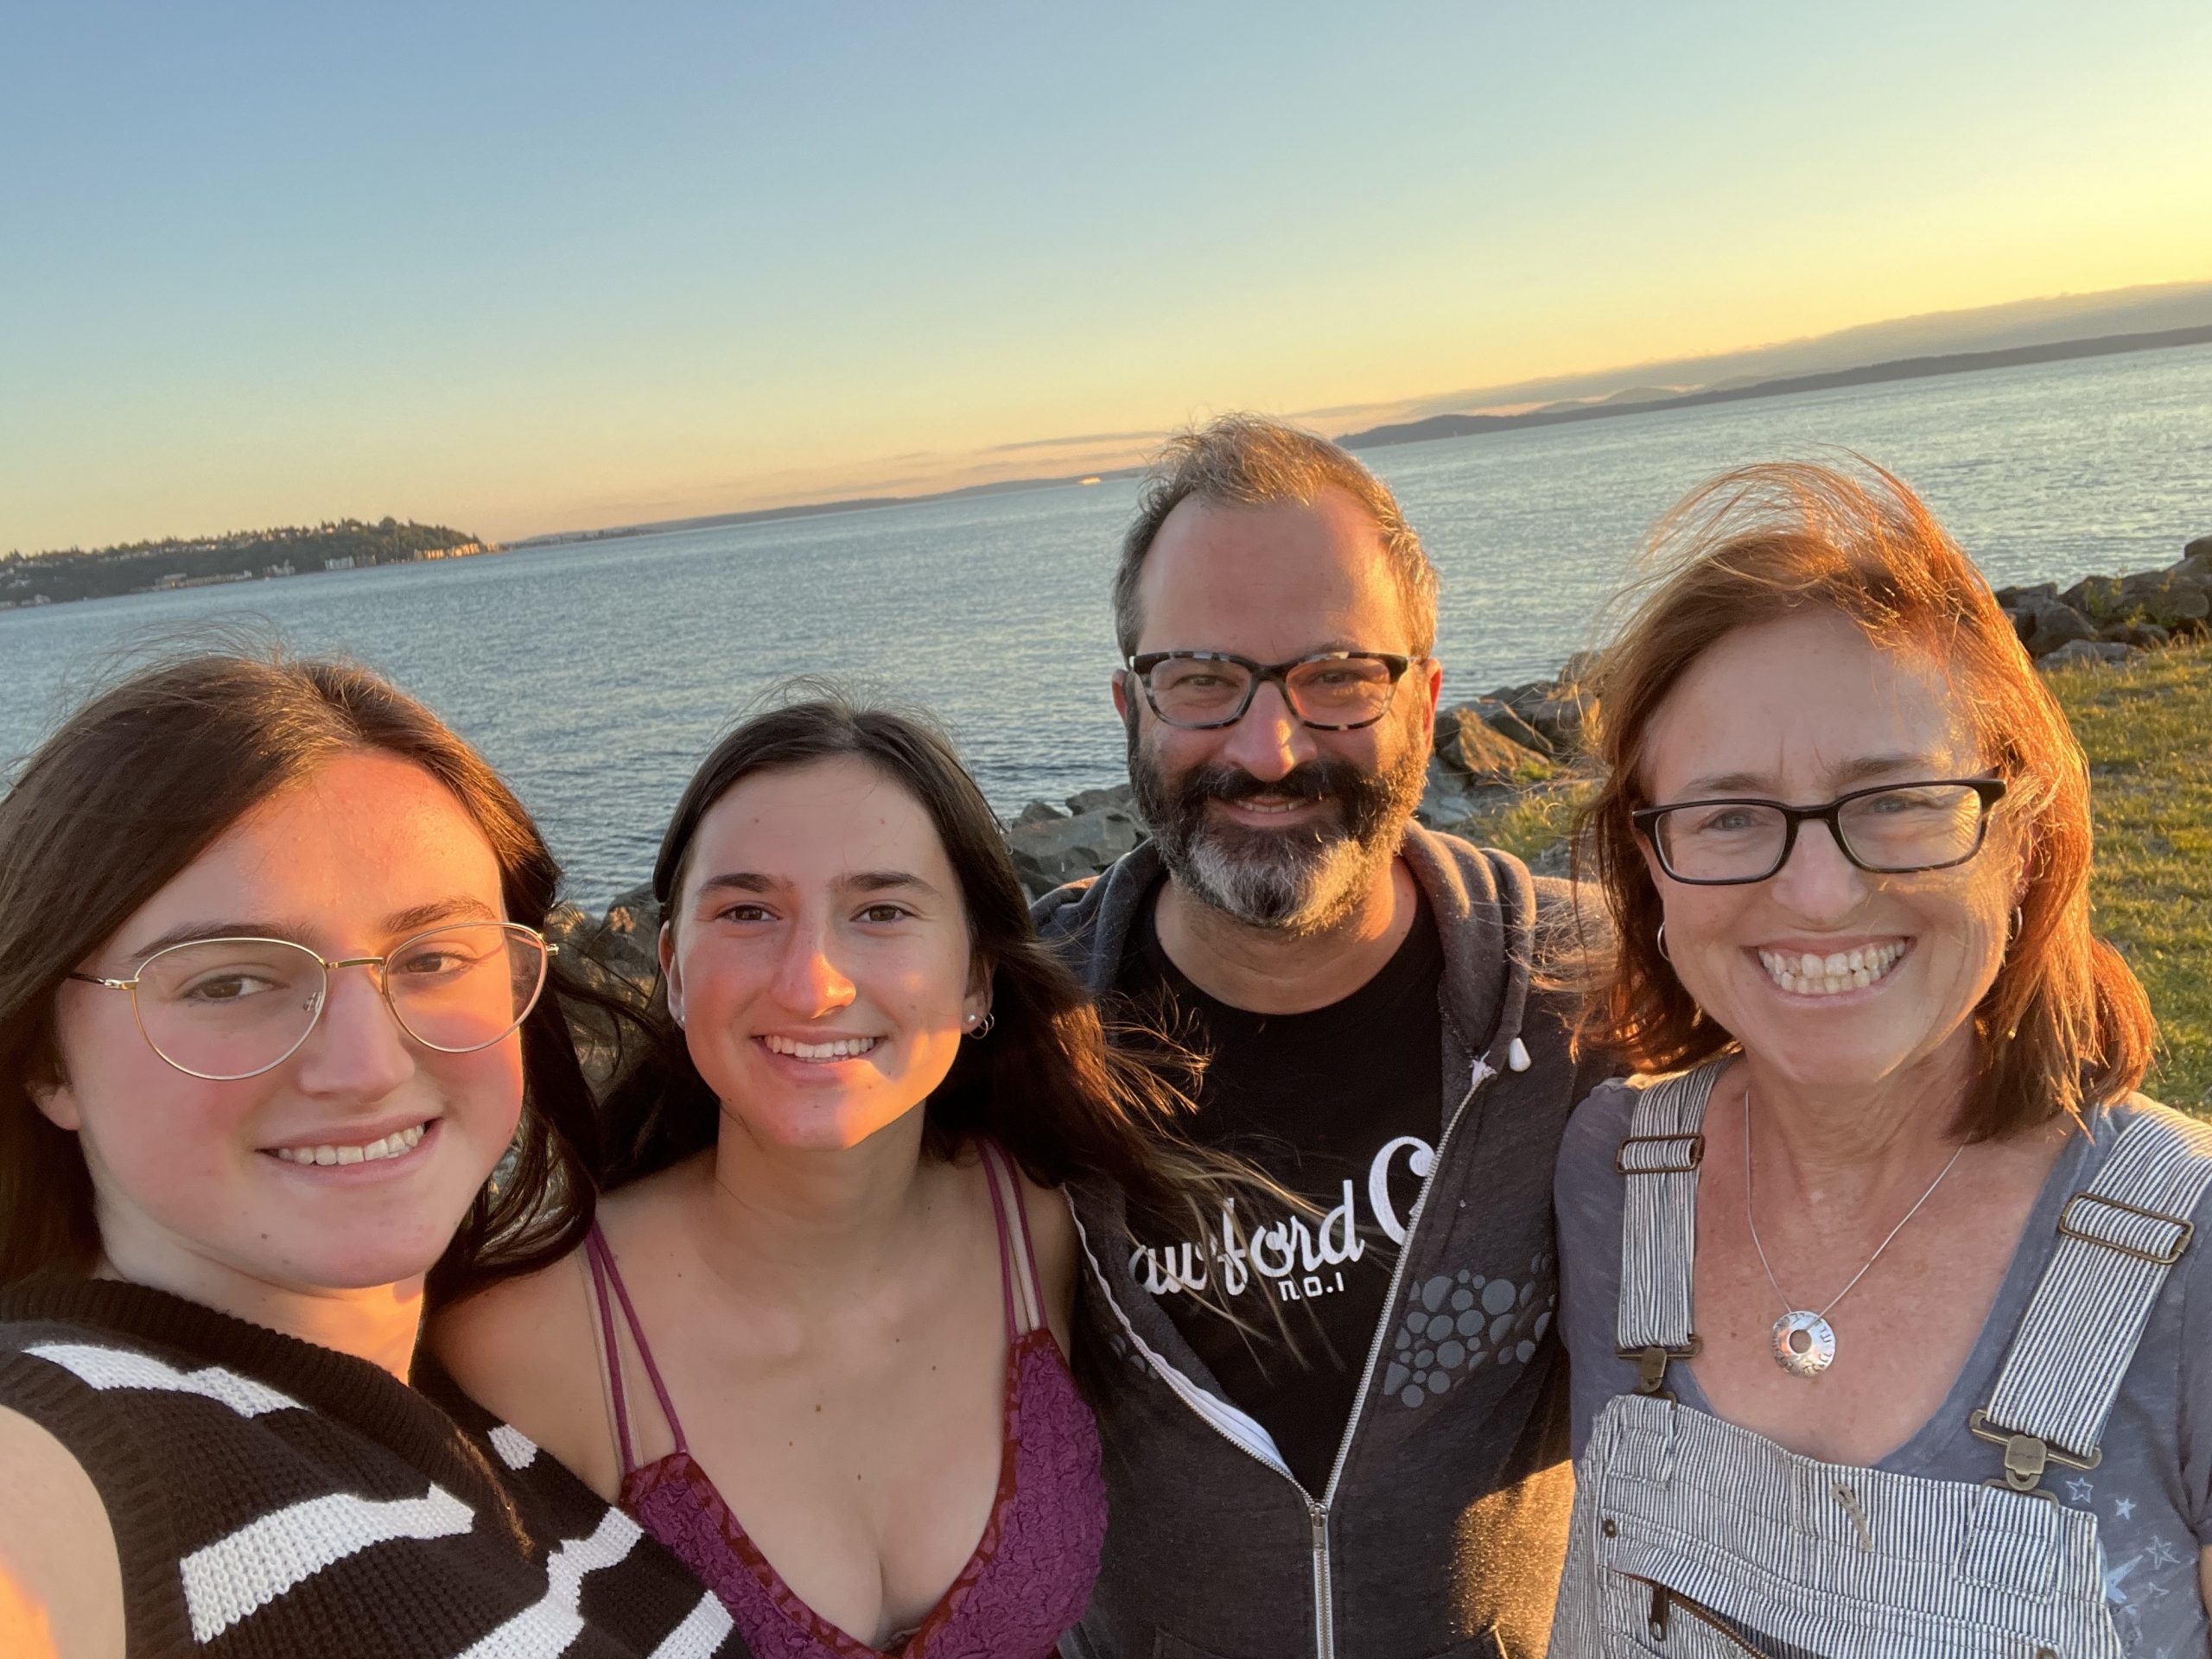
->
[2, 518, 492, 608]
[1338, 277, 2212, 431]
[1337, 324, 2212, 451]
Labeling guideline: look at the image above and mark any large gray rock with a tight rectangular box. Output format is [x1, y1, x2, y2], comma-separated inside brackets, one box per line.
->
[2184, 534, 2212, 562]
[1517, 690, 1597, 754]
[2118, 569, 2210, 630]
[580, 880, 662, 990]
[1011, 799, 1067, 827]
[1007, 804, 1144, 899]
[1471, 696, 1554, 757]
[2039, 639, 2139, 670]
[1434, 703, 1553, 784]
[2020, 598, 2096, 658]
[1065, 783, 1135, 816]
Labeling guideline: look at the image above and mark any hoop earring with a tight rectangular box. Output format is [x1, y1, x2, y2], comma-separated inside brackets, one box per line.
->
[964, 1010, 995, 1040]
[2007, 906, 2024, 944]
[1655, 922, 1672, 963]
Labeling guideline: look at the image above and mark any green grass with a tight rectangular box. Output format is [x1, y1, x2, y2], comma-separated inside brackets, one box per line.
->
[1452, 638, 2212, 1109]
[2044, 638, 2212, 1111]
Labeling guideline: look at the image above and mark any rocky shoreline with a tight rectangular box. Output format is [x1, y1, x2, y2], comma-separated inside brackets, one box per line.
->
[552, 531, 2211, 977]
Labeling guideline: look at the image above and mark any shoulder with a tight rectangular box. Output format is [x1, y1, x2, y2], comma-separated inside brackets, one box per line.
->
[0, 1404, 123, 1659]
[1557, 1078, 1642, 1201]
[1014, 1167, 1080, 1357]
[1029, 874, 1100, 939]
[429, 1243, 616, 1500]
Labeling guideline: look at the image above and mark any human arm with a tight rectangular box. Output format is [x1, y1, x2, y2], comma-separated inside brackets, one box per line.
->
[0, 1406, 124, 1659]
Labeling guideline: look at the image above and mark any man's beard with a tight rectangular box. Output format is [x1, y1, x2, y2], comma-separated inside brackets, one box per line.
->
[1128, 715, 1429, 938]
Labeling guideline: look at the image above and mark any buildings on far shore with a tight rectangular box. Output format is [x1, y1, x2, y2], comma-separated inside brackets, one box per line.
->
[146, 542, 496, 590]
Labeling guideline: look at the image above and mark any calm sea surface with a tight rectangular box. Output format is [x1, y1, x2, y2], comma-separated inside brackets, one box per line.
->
[8, 345, 2210, 909]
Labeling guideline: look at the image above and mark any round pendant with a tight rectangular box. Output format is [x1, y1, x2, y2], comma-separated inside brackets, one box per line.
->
[1770, 1311, 1835, 1377]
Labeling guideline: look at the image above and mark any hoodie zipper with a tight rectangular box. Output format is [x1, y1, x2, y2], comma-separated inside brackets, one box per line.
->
[1081, 1057, 1497, 1659]
[1304, 1058, 1493, 1659]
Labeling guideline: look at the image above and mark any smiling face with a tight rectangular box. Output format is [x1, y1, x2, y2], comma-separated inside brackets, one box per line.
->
[1637, 608, 2021, 1096]
[1118, 487, 1440, 935]
[660, 754, 986, 1154]
[35, 750, 525, 1300]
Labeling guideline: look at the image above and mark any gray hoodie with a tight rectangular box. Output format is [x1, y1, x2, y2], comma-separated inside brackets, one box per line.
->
[1035, 825, 1605, 1659]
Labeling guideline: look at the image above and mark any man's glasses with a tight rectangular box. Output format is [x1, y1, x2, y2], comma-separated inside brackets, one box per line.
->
[1125, 650, 1415, 731]
[1631, 779, 2008, 887]
[67, 921, 555, 1080]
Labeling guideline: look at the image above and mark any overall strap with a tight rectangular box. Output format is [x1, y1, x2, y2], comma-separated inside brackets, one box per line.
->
[977, 1139, 1046, 1339]
[582, 1223, 690, 1473]
[1974, 1105, 2212, 1494]
[1614, 1064, 1723, 1395]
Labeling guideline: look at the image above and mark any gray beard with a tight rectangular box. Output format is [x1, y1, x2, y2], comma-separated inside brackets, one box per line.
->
[1130, 715, 1427, 941]
[1171, 817, 1389, 938]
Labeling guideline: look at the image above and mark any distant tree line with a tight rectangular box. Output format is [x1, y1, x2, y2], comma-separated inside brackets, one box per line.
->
[0, 518, 487, 607]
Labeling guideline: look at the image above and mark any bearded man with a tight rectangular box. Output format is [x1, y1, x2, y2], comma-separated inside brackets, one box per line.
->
[1036, 416, 1605, 1659]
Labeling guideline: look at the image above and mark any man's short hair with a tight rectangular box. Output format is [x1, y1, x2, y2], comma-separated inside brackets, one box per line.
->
[1113, 414, 1440, 659]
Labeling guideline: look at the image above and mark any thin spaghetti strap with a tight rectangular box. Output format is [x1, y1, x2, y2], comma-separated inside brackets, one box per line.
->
[583, 1223, 690, 1462]
[582, 1227, 639, 1476]
[977, 1141, 1026, 1340]
[1004, 1161, 1049, 1327]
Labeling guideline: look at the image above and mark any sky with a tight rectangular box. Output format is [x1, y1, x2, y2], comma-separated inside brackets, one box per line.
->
[3, 1, 2209, 552]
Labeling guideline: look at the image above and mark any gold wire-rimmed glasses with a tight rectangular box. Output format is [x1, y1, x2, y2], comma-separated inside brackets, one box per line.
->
[67, 921, 555, 1081]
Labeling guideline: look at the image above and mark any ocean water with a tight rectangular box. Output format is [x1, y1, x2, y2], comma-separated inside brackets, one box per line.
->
[7, 344, 2210, 909]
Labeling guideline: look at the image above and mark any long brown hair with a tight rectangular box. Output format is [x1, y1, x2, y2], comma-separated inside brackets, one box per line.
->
[0, 647, 605, 1294]
[596, 692, 1254, 1236]
[1571, 460, 2156, 1139]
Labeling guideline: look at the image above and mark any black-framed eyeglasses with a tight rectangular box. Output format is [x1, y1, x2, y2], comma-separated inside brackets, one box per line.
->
[1631, 778, 2008, 887]
[67, 921, 556, 1081]
[1124, 650, 1416, 730]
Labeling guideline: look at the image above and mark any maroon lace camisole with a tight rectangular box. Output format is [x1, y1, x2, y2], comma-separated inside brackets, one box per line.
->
[582, 1140, 1107, 1659]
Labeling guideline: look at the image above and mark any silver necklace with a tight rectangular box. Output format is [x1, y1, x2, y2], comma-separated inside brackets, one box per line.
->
[1743, 1079, 1967, 1379]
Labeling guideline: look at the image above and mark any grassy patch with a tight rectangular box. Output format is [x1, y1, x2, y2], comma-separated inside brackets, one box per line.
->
[1459, 774, 1596, 868]
[1452, 639, 2212, 1109]
[2044, 638, 2212, 1111]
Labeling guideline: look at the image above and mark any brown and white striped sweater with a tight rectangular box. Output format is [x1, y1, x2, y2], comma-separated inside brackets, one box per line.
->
[0, 1276, 750, 1659]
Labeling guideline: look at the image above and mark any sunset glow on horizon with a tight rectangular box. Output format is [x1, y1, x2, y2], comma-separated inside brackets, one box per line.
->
[3, 1, 2208, 552]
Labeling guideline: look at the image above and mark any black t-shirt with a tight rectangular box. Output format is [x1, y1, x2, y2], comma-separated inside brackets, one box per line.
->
[1115, 883, 1445, 1494]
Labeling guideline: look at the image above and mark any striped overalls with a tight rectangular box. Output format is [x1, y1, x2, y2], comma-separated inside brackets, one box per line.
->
[1551, 1063, 2212, 1657]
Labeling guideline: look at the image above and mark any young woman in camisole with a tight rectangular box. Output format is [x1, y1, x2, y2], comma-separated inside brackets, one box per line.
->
[436, 696, 1262, 1657]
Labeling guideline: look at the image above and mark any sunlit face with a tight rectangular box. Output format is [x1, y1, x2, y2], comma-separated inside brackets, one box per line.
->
[1638, 608, 2020, 1094]
[1116, 487, 1441, 935]
[36, 751, 525, 1298]
[661, 755, 987, 1154]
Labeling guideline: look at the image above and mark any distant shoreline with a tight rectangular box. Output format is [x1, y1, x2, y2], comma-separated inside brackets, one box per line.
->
[512, 326, 2212, 552]
[1335, 323, 2212, 449]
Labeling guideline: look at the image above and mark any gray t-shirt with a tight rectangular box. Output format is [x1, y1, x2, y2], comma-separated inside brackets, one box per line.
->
[1558, 1078, 2212, 1659]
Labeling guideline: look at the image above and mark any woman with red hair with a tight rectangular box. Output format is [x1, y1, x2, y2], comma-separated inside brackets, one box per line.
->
[1548, 462, 2209, 1655]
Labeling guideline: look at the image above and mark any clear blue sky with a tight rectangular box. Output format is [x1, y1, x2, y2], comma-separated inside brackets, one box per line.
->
[3, 1, 2207, 550]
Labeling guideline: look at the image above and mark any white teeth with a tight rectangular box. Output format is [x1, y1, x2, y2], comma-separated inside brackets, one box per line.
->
[762, 1034, 880, 1062]
[274, 1122, 429, 1166]
[1758, 943, 1905, 999]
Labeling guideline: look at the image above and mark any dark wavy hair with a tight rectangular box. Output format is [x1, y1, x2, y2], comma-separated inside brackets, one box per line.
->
[594, 692, 1249, 1234]
[0, 648, 607, 1297]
